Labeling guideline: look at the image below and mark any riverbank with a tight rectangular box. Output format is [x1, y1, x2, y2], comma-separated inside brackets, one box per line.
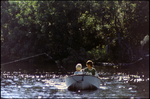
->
[95, 54, 149, 67]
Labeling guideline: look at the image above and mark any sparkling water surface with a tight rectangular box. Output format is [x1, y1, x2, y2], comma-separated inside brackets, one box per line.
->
[1, 65, 149, 98]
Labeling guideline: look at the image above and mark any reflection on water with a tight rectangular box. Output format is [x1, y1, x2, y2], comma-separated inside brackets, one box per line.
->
[1, 69, 149, 98]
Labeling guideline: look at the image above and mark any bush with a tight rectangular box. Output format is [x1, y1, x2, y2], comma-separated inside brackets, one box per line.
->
[62, 45, 108, 65]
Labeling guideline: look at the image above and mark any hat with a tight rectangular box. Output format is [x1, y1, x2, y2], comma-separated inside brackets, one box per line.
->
[76, 63, 82, 69]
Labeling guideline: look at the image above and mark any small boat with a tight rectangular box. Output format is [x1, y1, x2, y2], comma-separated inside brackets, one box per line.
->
[65, 74, 102, 90]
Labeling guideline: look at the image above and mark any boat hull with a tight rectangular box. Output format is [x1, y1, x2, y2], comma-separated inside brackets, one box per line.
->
[65, 75, 102, 90]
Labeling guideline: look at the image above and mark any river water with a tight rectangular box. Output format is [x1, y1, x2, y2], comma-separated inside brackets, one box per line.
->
[1, 63, 149, 98]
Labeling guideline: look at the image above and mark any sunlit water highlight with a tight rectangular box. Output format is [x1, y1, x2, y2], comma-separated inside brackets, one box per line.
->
[1, 71, 149, 98]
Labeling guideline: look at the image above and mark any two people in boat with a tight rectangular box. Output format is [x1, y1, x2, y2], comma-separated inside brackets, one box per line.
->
[74, 60, 98, 77]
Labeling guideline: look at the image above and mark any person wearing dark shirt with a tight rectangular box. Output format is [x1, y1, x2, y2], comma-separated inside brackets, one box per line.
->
[83, 60, 98, 76]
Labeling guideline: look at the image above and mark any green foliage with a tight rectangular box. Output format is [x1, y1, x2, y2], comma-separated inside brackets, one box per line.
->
[62, 47, 87, 65]
[1, 1, 149, 64]
[87, 45, 107, 62]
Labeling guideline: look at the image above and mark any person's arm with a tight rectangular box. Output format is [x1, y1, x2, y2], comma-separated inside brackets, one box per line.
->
[93, 68, 99, 77]
[81, 69, 85, 74]
[74, 71, 77, 75]
[95, 71, 99, 77]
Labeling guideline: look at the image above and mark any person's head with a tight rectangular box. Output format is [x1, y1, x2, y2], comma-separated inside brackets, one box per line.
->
[76, 63, 82, 71]
[86, 60, 93, 69]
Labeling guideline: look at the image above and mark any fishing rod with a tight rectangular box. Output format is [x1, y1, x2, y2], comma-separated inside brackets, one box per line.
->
[44, 53, 69, 75]
[1, 53, 69, 75]
[1, 53, 46, 66]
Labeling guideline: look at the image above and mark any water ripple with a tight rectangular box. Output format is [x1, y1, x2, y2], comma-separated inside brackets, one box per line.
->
[1, 71, 149, 98]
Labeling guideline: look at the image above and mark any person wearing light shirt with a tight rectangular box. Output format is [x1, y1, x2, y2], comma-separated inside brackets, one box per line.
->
[74, 63, 83, 75]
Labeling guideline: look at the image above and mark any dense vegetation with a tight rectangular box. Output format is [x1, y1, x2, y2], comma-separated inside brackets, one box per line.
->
[1, 1, 149, 65]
